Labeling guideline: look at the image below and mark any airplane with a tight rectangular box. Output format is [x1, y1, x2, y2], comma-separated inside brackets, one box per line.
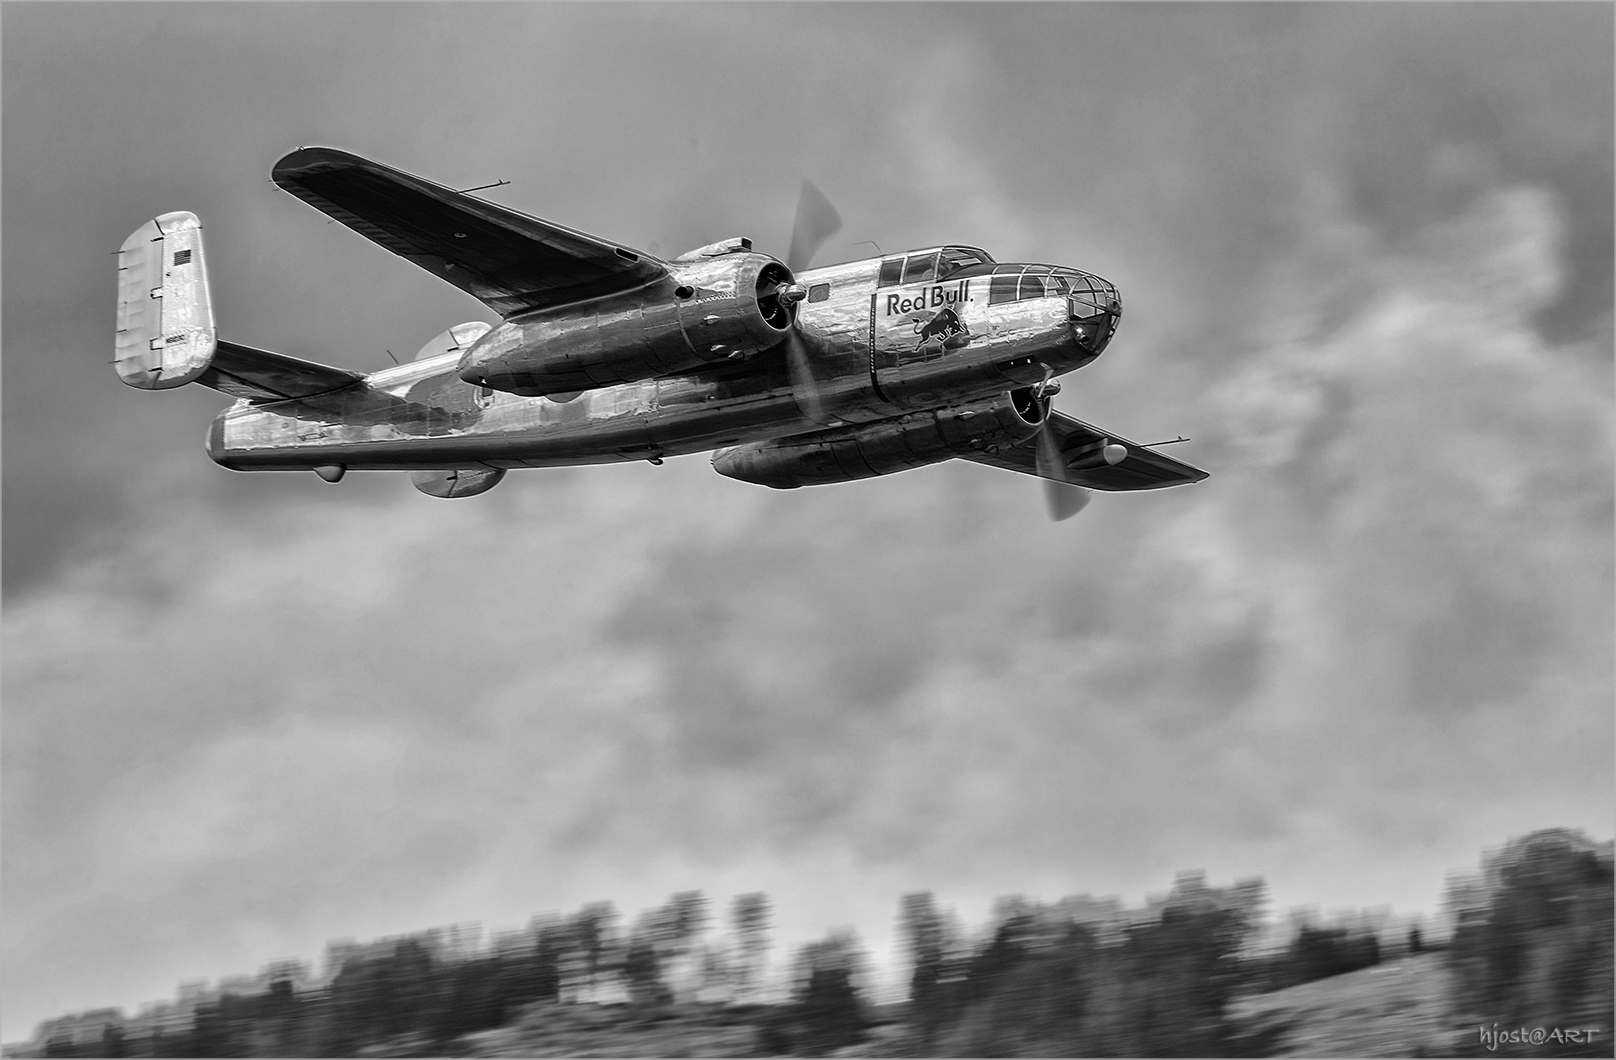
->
[115, 147, 1206, 519]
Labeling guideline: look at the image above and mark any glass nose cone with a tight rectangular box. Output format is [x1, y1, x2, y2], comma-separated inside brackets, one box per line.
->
[1068, 273, 1121, 354]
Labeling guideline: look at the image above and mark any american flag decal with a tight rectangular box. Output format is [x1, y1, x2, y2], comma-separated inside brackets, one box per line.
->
[173, 249, 192, 266]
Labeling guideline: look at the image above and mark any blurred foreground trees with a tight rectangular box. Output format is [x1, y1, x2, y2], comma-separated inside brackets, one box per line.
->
[28, 831, 1616, 1058]
[901, 873, 1269, 1057]
[758, 929, 872, 1056]
[729, 892, 773, 1002]
[1446, 828, 1613, 1056]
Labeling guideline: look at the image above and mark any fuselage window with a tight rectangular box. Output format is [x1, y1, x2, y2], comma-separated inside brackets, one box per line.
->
[1019, 273, 1048, 300]
[902, 252, 939, 285]
[878, 256, 904, 287]
[988, 274, 1020, 305]
[807, 283, 830, 303]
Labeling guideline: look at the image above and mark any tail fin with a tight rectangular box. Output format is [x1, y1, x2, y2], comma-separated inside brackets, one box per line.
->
[115, 212, 216, 389]
[114, 213, 364, 402]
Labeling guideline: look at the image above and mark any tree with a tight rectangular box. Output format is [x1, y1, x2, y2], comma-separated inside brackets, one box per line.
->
[668, 891, 711, 945]
[730, 892, 772, 1002]
[662, 891, 710, 998]
[899, 892, 948, 1047]
[785, 931, 870, 1055]
[621, 930, 672, 1006]
[529, 915, 568, 1004]
[567, 902, 618, 1002]
[918, 876, 1268, 1056]
[1449, 828, 1614, 1049]
[1285, 923, 1380, 987]
[316, 936, 444, 1054]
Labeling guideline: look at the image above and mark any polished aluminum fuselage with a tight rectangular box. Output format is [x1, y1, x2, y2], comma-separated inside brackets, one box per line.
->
[208, 256, 1107, 473]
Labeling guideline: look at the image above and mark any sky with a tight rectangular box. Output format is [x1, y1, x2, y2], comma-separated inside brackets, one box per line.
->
[3, 2, 1612, 1042]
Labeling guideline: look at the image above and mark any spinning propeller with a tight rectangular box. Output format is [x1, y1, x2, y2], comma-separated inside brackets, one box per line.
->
[1031, 371, 1090, 521]
[775, 181, 843, 423]
[786, 181, 844, 275]
[1030, 368, 1127, 522]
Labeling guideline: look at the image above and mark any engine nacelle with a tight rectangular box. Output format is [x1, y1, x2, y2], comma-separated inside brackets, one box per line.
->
[456, 251, 797, 396]
[712, 387, 1048, 488]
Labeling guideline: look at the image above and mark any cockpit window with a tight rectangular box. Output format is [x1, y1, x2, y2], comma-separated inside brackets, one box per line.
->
[878, 256, 904, 287]
[936, 246, 991, 279]
[902, 251, 939, 284]
[985, 264, 1073, 304]
[988, 273, 1019, 305]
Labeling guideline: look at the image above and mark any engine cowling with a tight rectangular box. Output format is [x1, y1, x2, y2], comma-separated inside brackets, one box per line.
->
[457, 250, 797, 396]
[712, 387, 1048, 488]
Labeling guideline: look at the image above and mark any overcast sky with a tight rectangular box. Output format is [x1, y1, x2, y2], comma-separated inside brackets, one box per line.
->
[4, 2, 1612, 1042]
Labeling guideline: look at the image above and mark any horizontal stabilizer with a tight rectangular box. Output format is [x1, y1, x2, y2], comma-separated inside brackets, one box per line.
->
[197, 342, 365, 402]
[414, 321, 492, 362]
[116, 212, 215, 389]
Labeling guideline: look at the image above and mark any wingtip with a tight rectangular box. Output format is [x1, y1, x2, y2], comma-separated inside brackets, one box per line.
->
[271, 146, 371, 185]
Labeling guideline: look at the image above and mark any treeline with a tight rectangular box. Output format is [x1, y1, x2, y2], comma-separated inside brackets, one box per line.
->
[31, 829, 1614, 1057]
[48, 893, 775, 1058]
[900, 873, 1271, 1056]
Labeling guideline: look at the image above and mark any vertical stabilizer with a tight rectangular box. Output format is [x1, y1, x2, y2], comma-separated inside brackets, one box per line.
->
[116, 211, 216, 389]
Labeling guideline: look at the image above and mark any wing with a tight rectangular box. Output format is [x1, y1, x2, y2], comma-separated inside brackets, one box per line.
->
[271, 147, 668, 317]
[962, 411, 1209, 490]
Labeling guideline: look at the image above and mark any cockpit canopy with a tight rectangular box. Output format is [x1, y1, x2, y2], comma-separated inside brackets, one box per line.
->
[877, 246, 995, 286]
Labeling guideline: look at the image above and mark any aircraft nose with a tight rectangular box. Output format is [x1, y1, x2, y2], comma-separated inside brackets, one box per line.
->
[1068, 273, 1121, 355]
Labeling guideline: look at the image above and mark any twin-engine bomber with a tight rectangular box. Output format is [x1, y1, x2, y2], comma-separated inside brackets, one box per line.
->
[116, 147, 1206, 516]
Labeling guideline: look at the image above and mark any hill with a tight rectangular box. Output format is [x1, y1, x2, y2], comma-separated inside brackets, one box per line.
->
[1229, 952, 1455, 1057]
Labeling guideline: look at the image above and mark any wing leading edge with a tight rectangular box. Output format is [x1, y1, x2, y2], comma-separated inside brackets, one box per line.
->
[271, 147, 668, 317]
[962, 411, 1209, 491]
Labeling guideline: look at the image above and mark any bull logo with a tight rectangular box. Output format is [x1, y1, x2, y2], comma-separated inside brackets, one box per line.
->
[914, 306, 971, 354]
